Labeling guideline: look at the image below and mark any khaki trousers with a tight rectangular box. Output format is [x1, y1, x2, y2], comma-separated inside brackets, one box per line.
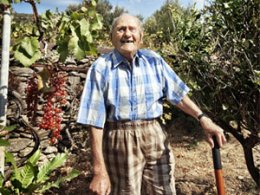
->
[103, 119, 176, 195]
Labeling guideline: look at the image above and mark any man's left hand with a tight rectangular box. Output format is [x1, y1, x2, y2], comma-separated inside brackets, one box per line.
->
[199, 117, 226, 148]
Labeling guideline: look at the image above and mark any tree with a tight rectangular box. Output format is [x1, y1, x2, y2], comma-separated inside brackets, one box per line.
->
[170, 0, 259, 186]
[144, 0, 260, 187]
[190, 0, 260, 186]
[143, 0, 190, 47]
[96, 0, 113, 31]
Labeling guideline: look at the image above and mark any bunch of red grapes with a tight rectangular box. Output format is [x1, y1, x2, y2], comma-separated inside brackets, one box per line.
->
[40, 72, 67, 144]
[26, 71, 67, 145]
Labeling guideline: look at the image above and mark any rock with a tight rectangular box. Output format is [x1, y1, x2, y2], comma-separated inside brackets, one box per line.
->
[40, 139, 50, 149]
[65, 57, 77, 65]
[43, 146, 58, 154]
[66, 65, 77, 68]
[20, 132, 33, 139]
[78, 58, 89, 64]
[17, 82, 28, 96]
[18, 147, 34, 157]
[68, 76, 81, 90]
[38, 154, 49, 166]
[8, 138, 33, 152]
[9, 132, 20, 138]
[10, 67, 34, 76]
[70, 72, 87, 78]
[46, 153, 56, 160]
[37, 129, 50, 138]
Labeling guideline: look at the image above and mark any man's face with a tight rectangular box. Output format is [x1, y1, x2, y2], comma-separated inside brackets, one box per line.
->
[111, 15, 143, 61]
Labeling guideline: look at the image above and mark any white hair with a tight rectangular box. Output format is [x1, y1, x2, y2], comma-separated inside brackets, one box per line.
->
[110, 13, 143, 35]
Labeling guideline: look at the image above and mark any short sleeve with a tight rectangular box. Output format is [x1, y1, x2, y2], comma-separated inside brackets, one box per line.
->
[77, 66, 106, 128]
[161, 58, 190, 105]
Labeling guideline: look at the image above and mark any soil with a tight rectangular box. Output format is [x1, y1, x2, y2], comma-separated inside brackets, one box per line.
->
[47, 116, 260, 195]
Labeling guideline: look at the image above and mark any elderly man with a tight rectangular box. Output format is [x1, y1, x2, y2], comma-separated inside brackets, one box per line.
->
[77, 13, 226, 195]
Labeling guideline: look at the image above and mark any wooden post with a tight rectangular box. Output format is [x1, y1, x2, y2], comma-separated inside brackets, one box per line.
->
[0, 7, 12, 176]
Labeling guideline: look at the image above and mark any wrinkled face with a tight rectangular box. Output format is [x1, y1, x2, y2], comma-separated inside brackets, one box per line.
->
[111, 15, 143, 61]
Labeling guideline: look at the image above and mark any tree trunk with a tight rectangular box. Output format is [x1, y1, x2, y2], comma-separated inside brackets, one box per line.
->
[243, 145, 260, 187]
[218, 119, 260, 187]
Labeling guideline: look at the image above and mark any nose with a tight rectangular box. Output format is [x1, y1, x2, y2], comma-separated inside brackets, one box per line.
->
[124, 28, 131, 37]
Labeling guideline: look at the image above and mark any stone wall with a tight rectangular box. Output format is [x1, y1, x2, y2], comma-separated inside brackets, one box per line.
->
[6, 56, 96, 165]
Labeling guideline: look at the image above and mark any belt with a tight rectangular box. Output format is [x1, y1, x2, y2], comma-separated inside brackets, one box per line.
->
[105, 118, 159, 129]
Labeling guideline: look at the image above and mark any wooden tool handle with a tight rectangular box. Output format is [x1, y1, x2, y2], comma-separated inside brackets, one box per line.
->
[212, 136, 225, 195]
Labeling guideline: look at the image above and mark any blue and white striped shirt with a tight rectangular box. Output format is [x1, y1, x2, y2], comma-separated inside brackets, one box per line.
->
[77, 49, 190, 128]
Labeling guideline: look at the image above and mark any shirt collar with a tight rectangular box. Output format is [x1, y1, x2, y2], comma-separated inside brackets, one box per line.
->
[111, 49, 141, 69]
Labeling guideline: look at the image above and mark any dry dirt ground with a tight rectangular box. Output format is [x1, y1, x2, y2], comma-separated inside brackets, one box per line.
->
[48, 116, 260, 195]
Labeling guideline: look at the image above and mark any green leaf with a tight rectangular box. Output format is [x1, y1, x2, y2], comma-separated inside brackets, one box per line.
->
[0, 172, 4, 186]
[57, 38, 69, 62]
[36, 153, 68, 183]
[68, 27, 79, 47]
[0, 0, 12, 6]
[79, 18, 90, 36]
[252, 70, 260, 87]
[3, 125, 17, 131]
[84, 43, 97, 56]
[91, 14, 103, 31]
[0, 139, 10, 147]
[42, 9, 52, 20]
[223, 3, 229, 8]
[87, 8, 96, 18]
[46, 152, 68, 171]
[67, 25, 90, 60]
[90, 0, 97, 7]
[0, 187, 11, 195]
[71, 12, 80, 20]
[14, 37, 42, 67]
[37, 169, 80, 193]
[85, 33, 93, 43]
[36, 181, 59, 193]
[222, 104, 228, 111]
[80, 7, 88, 13]
[28, 149, 41, 166]
[14, 47, 42, 67]
[14, 163, 36, 189]
[75, 37, 92, 59]
[5, 151, 17, 172]
[20, 37, 38, 58]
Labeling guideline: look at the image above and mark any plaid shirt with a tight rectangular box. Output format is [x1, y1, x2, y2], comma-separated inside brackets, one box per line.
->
[77, 49, 190, 128]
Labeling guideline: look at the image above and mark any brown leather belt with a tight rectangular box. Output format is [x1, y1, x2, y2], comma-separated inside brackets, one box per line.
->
[105, 118, 159, 129]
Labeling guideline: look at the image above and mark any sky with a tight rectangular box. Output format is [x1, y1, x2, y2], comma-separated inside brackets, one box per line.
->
[12, 0, 207, 19]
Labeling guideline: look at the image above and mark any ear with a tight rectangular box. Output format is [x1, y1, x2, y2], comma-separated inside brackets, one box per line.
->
[140, 31, 144, 44]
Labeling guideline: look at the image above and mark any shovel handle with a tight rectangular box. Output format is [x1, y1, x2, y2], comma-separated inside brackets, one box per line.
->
[212, 136, 225, 195]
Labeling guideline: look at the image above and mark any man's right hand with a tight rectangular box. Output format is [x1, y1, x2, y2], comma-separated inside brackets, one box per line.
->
[89, 172, 111, 195]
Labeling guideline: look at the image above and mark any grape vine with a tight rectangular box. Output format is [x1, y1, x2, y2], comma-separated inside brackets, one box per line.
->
[26, 73, 39, 122]
[26, 68, 68, 144]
